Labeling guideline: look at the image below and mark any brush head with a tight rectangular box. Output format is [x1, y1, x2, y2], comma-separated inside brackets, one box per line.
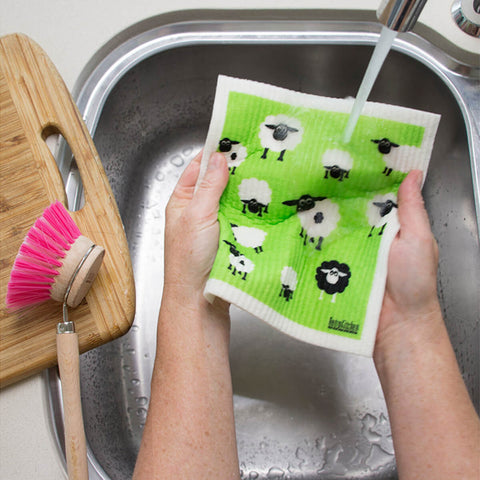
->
[6, 201, 105, 310]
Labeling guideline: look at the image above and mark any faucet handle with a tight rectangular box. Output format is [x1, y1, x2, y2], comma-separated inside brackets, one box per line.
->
[452, 0, 480, 37]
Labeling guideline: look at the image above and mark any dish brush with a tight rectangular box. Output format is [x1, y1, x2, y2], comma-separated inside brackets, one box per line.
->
[6, 200, 105, 480]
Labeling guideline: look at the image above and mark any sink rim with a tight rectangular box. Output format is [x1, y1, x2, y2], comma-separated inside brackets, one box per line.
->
[76, 19, 479, 132]
[48, 16, 480, 480]
[67, 18, 479, 233]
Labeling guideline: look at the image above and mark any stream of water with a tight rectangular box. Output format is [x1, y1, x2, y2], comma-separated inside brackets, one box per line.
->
[342, 26, 398, 144]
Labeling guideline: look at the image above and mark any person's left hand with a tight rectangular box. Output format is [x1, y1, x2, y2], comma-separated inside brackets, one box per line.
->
[163, 150, 229, 306]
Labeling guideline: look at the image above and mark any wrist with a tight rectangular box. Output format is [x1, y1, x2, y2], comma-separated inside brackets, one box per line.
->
[162, 282, 229, 318]
[159, 284, 231, 352]
[374, 301, 445, 370]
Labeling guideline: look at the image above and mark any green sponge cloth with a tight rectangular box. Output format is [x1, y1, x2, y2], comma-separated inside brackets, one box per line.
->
[199, 75, 440, 357]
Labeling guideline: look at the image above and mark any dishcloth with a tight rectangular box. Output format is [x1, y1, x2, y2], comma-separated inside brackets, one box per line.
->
[199, 75, 440, 357]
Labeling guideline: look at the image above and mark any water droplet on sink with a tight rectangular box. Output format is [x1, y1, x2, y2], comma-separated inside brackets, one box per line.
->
[170, 155, 184, 167]
[315, 437, 326, 451]
[267, 466, 284, 479]
[323, 442, 347, 475]
[365, 444, 394, 471]
[361, 413, 382, 442]
[136, 396, 148, 406]
[295, 446, 307, 467]
[136, 407, 147, 419]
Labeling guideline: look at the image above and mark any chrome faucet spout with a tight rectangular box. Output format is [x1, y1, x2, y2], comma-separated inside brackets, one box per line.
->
[377, 0, 428, 32]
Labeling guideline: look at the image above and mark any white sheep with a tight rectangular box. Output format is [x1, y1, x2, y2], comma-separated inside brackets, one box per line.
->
[238, 178, 272, 217]
[218, 137, 247, 174]
[322, 149, 354, 181]
[367, 193, 398, 237]
[280, 266, 298, 301]
[223, 241, 255, 280]
[259, 114, 303, 161]
[283, 195, 340, 250]
[371, 138, 421, 176]
[230, 224, 267, 253]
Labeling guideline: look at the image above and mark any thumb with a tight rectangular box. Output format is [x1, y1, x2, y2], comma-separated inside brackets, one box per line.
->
[397, 170, 432, 240]
[194, 152, 229, 217]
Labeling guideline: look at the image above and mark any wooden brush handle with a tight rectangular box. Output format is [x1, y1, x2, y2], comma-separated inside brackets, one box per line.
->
[56, 332, 88, 480]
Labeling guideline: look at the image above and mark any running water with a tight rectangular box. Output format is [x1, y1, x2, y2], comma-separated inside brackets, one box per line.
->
[342, 26, 398, 144]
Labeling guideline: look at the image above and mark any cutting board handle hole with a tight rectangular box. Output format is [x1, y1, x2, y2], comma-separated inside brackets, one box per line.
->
[43, 126, 85, 211]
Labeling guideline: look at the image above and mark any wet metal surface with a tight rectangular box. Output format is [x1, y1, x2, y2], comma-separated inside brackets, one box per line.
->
[49, 19, 479, 480]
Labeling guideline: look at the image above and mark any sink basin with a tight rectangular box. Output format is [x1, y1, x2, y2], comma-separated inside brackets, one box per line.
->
[48, 12, 479, 480]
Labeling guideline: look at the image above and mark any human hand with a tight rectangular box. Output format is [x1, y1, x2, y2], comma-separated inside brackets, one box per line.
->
[163, 150, 229, 307]
[372, 171, 480, 480]
[375, 170, 441, 354]
[135, 151, 239, 480]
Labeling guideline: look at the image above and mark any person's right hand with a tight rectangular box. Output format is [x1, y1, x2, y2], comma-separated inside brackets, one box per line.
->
[375, 170, 441, 355]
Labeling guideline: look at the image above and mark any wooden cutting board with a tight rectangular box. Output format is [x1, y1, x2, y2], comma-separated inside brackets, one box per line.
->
[0, 34, 135, 387]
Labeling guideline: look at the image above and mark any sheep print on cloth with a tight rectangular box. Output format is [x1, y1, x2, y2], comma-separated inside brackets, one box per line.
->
[199, 75, 440, 357]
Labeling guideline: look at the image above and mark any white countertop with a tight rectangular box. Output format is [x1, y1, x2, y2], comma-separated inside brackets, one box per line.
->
[0, 1, 478, 478]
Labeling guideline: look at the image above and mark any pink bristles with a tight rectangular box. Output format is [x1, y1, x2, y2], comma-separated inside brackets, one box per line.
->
[19, 243, 63, 268]
[6, 289, 53, 309]
[6, 259, 57, 309]
[6, 201, 81, 310]
[33, 217, 71, 252]
[26, 228, 68, 258]
[43, 201, 81, 242]
[10, 257, 59, 277]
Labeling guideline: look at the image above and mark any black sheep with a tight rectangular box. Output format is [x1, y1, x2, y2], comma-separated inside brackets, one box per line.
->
[315, 260, 351, 303]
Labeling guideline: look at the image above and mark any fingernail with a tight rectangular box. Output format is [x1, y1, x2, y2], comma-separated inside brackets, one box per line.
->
[208, 153, 223, 170]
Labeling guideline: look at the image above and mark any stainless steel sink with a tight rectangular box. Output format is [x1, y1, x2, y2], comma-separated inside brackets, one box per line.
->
[48, 12, 479, 480]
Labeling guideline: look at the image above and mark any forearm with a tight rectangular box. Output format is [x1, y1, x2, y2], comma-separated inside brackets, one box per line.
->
[133, 288, 239, 480]
[374, 305, 480, 480]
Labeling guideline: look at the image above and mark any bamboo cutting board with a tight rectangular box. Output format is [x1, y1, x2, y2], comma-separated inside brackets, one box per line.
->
[0, 34, 135, 387]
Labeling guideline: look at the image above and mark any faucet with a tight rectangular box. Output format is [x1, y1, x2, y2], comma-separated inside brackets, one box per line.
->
[376, 0, 428, 32]
[342, 0, 429, 143]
